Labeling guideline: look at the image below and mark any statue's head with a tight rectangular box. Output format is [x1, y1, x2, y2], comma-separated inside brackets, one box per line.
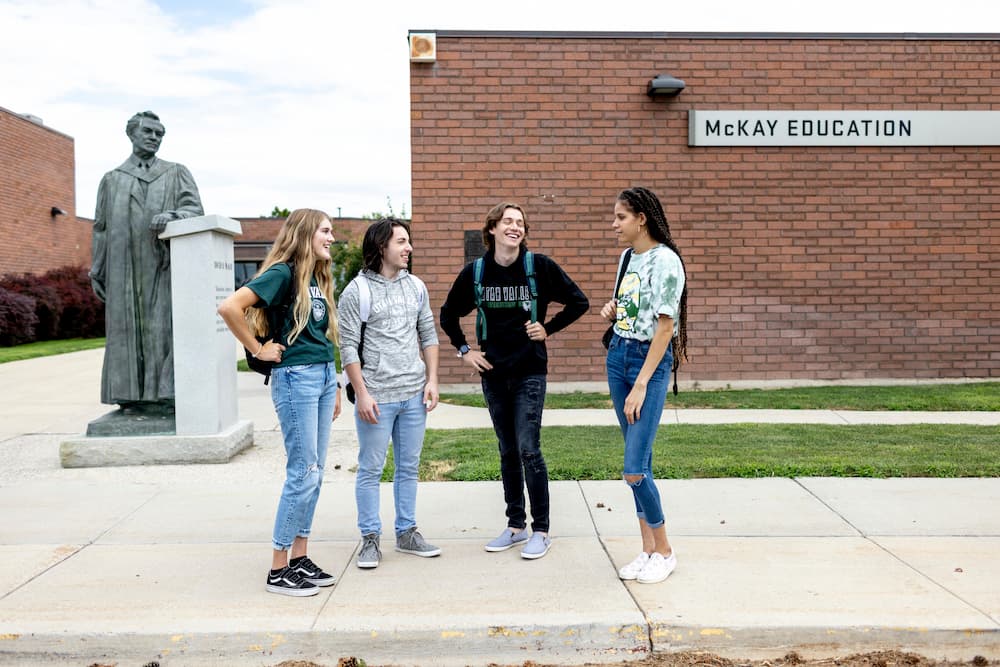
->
[126, 111, 165, 160]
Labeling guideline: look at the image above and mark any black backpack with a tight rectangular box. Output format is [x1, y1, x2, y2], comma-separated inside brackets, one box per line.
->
[244, 263, 296, 385]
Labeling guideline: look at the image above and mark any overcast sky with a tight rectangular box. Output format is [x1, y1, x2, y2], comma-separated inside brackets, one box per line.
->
[2, 0, 996, 219]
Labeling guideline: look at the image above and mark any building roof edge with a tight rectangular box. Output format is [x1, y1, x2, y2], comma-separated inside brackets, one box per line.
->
[408, 30, 1000, 41]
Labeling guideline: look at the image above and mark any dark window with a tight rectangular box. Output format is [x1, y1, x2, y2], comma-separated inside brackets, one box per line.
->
[235, 261, 259, 289]
[464, 230, 486, 264]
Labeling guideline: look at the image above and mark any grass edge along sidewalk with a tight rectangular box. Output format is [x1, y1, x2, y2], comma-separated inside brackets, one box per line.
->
[400, 423, 1000, 481]
[0, 337, 105, 364]
[442, 381, 1000, 412]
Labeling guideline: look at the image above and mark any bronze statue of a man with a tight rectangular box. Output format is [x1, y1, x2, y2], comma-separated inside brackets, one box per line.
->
[89, 111, 204, 414]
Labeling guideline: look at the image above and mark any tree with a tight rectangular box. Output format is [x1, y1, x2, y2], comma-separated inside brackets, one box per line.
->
[268, 206, 291, 218]
[330, 241, 363, 299]
[361, 196, 409, 221]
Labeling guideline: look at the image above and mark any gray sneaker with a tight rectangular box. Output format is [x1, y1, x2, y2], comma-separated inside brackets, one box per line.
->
[484, 527, 529, 552]
[357, 533, 381, 569]
[395, 527, 441, 557]
[520, 532, 551, 560]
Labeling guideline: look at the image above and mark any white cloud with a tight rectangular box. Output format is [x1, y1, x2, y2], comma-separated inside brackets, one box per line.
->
[1, 0, 997, 218]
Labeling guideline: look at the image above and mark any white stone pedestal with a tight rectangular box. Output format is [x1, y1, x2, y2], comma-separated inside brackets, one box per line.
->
[60, 214, 253, 467]
[161, 214, 246, 437]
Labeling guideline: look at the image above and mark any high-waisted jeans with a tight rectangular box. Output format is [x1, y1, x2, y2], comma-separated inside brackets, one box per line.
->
[606, 335, 672, 528]
[270, 361, 338, 550]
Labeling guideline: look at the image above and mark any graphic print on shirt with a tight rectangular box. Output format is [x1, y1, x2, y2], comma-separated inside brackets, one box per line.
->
[614, 272, 641, 333]
[309, 285, 326, 321]
[370, 287, 417, 329]
[483, 284, 533, 314]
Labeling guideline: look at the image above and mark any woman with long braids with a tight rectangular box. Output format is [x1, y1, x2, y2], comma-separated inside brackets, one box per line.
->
[600, 186, 689, 584]
[218, 208, 342, 596]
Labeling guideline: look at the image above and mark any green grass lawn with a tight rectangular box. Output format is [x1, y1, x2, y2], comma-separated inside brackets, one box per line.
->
[441, 382, 1000, 412]
[384, 423, 1000, 482]
[0, 338, 106, 364]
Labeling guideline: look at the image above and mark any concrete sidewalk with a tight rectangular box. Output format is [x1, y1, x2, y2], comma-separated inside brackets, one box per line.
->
[0, 349, 998, 666]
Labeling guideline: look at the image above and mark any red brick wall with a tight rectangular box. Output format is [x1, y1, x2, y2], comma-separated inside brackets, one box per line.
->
[410, 33, 1000, 384]
[0, 107, 90, 276]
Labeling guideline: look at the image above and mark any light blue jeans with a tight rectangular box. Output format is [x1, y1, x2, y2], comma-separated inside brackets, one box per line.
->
[606, 335, 673, 529]
[270, 361, 338, 551]
[355, 391, 427, 536]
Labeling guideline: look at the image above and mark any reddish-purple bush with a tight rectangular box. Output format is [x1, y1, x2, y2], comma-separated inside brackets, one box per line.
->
[0, 287, 39, 346]
[0, 273, 63, 341]
[42, 266, 105, 339]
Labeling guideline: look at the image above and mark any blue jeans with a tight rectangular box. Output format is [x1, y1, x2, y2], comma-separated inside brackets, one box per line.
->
[355, 391, 427, 536]
[481, 373, 549, 533]
[606, 335, 673, 529]
[270, 361, 338, 551]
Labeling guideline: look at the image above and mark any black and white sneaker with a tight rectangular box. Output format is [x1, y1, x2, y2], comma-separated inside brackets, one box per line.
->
[289, 556, 336, 587]
[266, 566, 319, 597]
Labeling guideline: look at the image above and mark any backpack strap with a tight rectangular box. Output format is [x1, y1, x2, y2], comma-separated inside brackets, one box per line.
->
[523, 251, 537, 323]
[473, 257, 487, 342]
[612, 249, 632, 299]
[354, 274, 371, 368]
[356, 274, 371, 323]
[267, 261, 297, 343]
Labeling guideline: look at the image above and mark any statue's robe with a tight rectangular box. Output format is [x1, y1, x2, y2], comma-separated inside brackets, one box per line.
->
[90, 154, 203, 405]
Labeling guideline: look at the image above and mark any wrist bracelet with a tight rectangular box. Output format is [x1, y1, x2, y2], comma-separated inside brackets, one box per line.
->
[253, 342, 264, 358]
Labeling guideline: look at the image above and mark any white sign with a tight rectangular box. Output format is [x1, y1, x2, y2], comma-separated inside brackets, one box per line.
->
[688, 111, 1000, 146]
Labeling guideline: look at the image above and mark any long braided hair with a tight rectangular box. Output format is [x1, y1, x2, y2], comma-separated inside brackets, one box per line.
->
[616, 187, 689, 371]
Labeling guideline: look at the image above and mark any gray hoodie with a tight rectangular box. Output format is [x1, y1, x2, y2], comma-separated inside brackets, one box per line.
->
[338, 269, 439, 403]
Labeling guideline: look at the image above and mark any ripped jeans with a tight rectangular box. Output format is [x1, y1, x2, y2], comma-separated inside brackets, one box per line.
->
[270, 361, 338, 551]
[606, 335, 672, 529]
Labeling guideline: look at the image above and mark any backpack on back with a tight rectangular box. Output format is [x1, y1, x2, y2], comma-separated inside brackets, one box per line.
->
[244, 262, 295, 385]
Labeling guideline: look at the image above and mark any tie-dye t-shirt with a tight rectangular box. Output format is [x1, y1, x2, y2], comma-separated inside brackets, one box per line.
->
[612, 244, 685, 341]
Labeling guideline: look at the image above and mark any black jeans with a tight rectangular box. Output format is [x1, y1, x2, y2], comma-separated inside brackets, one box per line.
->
[481, 373, 549, 533]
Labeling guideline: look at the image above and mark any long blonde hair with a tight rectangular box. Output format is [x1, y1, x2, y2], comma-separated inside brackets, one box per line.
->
[246, 208, 339, 346]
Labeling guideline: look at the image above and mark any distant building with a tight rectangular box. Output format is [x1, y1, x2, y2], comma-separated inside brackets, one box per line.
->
[233, 216, 368, 286]
[0, 106, 90, 276]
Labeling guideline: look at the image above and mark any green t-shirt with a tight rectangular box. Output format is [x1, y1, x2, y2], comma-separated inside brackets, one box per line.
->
[612, 245, 685, 341]
[246, 263, 335, 368]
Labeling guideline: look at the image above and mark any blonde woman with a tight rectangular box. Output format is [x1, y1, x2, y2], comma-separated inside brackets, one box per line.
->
[218, 208, 342, 596]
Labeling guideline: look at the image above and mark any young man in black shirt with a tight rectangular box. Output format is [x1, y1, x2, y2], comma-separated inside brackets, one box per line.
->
[439, 202, 589, 560]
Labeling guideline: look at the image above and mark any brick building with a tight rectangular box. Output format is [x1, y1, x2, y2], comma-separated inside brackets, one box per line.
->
[0, 107, 90, 276]
[408, 31, 1000, 385]
[234, 216, 368, 286]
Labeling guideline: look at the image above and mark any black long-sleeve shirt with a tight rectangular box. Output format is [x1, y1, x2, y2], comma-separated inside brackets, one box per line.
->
[439, 251, 589, 378]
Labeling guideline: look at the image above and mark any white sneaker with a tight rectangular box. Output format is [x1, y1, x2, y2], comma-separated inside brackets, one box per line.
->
[618, 552, 650, 580]
[637, 551, 677, 584]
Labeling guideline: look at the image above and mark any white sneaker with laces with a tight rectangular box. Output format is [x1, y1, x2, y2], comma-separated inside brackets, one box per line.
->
[618, 552, 651, 580]
[636, 551, 677, 584]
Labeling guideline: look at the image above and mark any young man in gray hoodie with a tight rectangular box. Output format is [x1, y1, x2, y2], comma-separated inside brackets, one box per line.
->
[338, 217, 441, 569]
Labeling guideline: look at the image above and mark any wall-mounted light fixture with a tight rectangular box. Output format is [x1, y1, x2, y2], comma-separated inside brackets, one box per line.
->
[647, 74, 686, 98]
[409, 32, 436, 62]
[51, 206, 67, 218]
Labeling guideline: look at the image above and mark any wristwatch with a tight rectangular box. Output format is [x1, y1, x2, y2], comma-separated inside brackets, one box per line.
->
[457, 344, 470, 357]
